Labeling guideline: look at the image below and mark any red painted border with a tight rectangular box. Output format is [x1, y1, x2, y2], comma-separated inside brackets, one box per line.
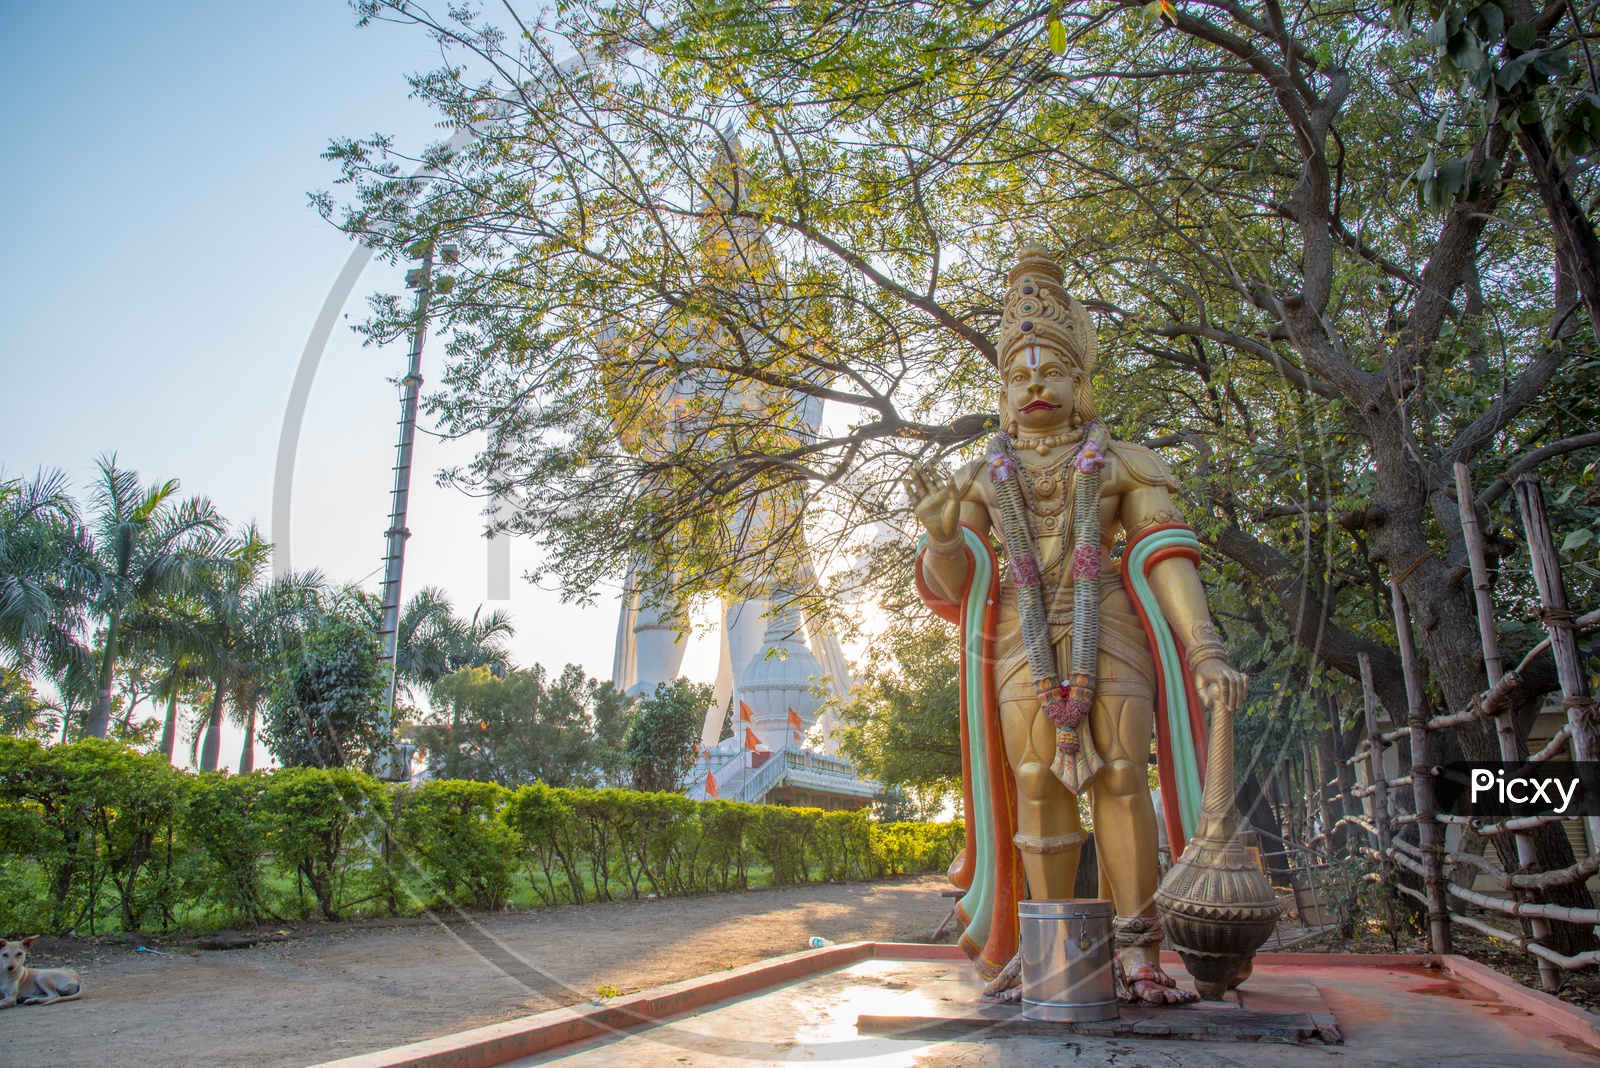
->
[1441, 954, 1600, 1049]
[309, 942, 881, 1068]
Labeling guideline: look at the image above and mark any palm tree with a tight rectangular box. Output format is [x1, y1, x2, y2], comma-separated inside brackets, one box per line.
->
[359, 586, 516, 701]
[444, 604, 516, 677]
[0, 469, 93, 693]
[229, 565, 327, 772]
[83, 456, 226, 739]
[156, 653, 204, 760]
[193, 528, 265, 771]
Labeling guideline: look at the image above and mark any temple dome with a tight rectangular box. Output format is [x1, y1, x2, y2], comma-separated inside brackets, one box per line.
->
[738, 600, 821, 750]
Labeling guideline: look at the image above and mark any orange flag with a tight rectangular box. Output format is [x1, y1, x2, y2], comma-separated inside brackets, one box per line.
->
[705, 769, 720, 799]
[744, 727, 764, 751]
[788, 707, 803, 743]
[739, 700, 754, 723]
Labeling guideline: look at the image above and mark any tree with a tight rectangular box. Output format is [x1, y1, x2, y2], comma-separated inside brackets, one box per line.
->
[0, 665, 51, 738]
[416, 663, 622, 786]
[260, 609, 388, 770]
[82, 456, 226, 739]
[623, 678, 712, 793]
[193, 529, 271, 773]
[837, 616, 962, 798]
[232, 568, 329, 772]
[327, 1, 1598, 945]
[589, 678, 636, 786]
[0, 469, 92, 698]
[381, 587, 516, 697]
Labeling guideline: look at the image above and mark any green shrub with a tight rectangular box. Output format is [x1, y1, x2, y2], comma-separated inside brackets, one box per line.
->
[75, 741, 187, 931]
[0, 737, 90, 932]
[0, 737, 963, 934]
[699, 799, 759, 891]
[505, 781, 585, 905]
[752, 806, 819, 885]
[183, 771, 275, 925]
[393, 779, 516, 910]
[265, 766, 388, 921]
[813, 811, 873, 881]
[0, 737, 186, 933]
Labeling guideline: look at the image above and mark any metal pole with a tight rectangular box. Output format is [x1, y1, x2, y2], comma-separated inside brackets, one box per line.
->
[375, 245, 434, 779]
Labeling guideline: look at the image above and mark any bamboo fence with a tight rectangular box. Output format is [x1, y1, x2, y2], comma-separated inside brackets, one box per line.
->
[1330, 466, 1600, 991]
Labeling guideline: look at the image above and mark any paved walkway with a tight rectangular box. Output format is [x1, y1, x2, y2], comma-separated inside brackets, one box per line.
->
[508, 955, 1600, 1068]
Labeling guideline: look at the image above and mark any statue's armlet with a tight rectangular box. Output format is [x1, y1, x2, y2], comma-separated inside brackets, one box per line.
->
[1111, 442, 1189, 535]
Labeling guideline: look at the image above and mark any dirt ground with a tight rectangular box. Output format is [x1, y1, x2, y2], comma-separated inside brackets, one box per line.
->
[0, 875, 952, 1068]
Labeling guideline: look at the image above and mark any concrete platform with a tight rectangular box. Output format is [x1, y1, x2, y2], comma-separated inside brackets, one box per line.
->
[311, 944, 1600, 1068]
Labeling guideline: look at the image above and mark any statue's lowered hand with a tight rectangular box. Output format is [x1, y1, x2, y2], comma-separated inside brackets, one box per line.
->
[1194, 659, 1249, 716]
[904, 461, 962, 547]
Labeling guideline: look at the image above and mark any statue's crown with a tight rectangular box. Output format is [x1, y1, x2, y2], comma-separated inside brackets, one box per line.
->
[999, 243, 1097, 377]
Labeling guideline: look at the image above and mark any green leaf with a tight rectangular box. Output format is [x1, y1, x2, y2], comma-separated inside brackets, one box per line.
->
[1506, 19, 1535, 50]
[1469, 2, 1504, 43]
[1049, 18, 1067, 55]
[1435, 155, 1468, 195]
[1561, 528, 1596, 553]
[1426, 12, 1450, 46]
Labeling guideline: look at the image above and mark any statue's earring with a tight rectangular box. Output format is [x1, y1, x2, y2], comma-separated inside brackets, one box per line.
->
[1074, 373, 1094, 425]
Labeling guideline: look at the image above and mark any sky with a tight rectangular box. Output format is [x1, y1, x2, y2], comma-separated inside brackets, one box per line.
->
[0, 1, 721, 767]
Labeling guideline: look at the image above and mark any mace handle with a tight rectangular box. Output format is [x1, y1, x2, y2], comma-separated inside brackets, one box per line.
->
[1198, 691, 1238, 832]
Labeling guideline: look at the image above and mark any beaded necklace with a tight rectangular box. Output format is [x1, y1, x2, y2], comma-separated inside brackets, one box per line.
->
[988, 423, 1108, 784]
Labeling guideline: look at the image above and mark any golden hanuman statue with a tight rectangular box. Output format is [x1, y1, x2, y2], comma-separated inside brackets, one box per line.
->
[906, 245, 1248, 1003]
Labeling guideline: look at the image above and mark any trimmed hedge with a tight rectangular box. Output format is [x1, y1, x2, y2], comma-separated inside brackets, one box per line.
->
[0, 737, 962, 935]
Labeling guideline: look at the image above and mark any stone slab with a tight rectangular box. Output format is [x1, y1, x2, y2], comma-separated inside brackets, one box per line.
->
[857, 957, 1341, 1044]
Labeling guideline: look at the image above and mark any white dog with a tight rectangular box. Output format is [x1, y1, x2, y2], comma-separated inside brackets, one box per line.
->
[0, 936, 84, 1008]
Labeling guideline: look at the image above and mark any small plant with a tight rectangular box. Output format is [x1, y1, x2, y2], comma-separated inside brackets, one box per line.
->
[595, 983, 621, 999]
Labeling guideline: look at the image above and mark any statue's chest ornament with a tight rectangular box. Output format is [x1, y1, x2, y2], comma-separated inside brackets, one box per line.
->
[989, 425, 1111, 794]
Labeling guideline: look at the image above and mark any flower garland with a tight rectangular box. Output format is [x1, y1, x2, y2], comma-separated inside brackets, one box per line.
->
[988, 423, 1109, 790]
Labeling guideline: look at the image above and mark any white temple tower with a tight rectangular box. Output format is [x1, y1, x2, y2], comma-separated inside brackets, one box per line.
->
[607, 138, 870, 807]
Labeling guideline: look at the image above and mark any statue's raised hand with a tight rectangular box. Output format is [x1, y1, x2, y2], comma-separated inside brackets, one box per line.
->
[904, 461, 962, 548]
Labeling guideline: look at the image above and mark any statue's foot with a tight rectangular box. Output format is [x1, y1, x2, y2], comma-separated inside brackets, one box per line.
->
[1115, 944, 1199, 1006]
[981, 952, 1021, 1001]
[1124, 964, 1199, 1005]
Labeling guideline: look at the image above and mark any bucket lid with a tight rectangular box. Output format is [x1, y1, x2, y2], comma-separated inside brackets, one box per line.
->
[1017, 898, 1115, 918]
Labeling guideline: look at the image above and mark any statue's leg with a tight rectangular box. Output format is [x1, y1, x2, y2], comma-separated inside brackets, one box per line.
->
[1088, 693, 1197, 1005]
[999, 692, 1085, 900]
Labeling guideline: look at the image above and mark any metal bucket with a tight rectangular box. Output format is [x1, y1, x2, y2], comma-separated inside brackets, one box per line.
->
[1018, 898, 1119, 1022]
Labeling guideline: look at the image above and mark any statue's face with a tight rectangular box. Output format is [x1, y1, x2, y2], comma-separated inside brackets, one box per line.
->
[1005, 342, 1078, 433]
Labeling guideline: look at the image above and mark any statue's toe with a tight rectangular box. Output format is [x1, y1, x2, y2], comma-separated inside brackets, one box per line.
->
[1125, 967, 1199, 1006]
[980, 952, 1022, 1001]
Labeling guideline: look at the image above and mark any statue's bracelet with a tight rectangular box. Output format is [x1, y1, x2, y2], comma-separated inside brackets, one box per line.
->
[926, 533, 966, 559]
[1185, 640, 1229, 672]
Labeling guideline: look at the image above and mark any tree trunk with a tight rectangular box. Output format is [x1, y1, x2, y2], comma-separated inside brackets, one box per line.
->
[84, 611, 120, 739]
[1237, 773, 1291, 884]
[199, 683, 224, 773]
[159, 691, 178, 762]
[1313, 730, 1340, 853]
[1319, 710, 1363, 854]
[239, 706, 256, 774]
